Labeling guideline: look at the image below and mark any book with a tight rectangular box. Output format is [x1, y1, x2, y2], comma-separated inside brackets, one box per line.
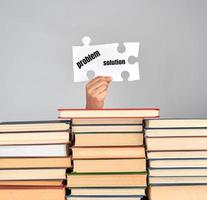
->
[0, 157, 71, 169]
[72, 118, 143, 125]
[0, 180, 65, 186]
[0, 144, 68, 157]
[149, 159, 207, 168]
[58, 108, 160, 119]
[149, 168, 207, 177]
[70, 187, 146, 196]
[66, 195, 145, 200]
[149, 176, 207, 185]
[145, 128, 207, 137]
[0, 186, 65, 200]
[73, 159, 146, 173]
[0, 169, 66, 180]
[148, 185, 207, 200]
[147, 151, 207, 160]
[72, 146, 145, 159]
[72, 125, 143, 133]
[74, 132, 143, 147]
[145, 119, 207, 128]
[0, 131, 70, 145]
[146, 118, 207, 200]
[0, 121, 70, 132]
[67, 173, 147, 187]
[146, 137, 207, 151]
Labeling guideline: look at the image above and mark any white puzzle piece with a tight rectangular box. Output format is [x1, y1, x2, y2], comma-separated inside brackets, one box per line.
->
[72, 36, 140, 82]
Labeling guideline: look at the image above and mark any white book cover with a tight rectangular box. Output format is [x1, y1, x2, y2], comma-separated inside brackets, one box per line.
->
[0, 144, 67, 157]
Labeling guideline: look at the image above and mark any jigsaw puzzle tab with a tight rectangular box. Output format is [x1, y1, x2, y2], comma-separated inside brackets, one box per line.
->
[72, 36, 140, 82]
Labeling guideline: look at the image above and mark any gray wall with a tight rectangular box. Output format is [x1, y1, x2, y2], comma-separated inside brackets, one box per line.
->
[0, 0, 207, 121]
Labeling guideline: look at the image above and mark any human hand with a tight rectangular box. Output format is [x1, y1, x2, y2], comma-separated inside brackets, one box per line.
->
[85, 76, 112, 109]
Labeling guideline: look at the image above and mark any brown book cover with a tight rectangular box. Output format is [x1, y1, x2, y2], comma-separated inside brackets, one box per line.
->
[0, 131, 70, 145]
[72, 125, 143, 133]
[70, 187, 146, 196]
[0, 185, 65, 200]
[148, 151, 207, 159]
[149, 176, 207, 185]
[0, 121, 70, 132]
[73, 158, 146, 173]
[72, 118, 143, 125]
[148, 185, 207, 200]
[145, 118, 207, 128]
[72, 146, 145, 159]
[0, 169, 66, 180]
[0, 157, 71, 169]
[67, 173, 147, 187]
[146, 137, 207, 151]
[0, 180, 65, 187]
[75, 133, 143, 147]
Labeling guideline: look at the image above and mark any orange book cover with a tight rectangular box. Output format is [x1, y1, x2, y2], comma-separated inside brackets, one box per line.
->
[0, 185, 65, 200]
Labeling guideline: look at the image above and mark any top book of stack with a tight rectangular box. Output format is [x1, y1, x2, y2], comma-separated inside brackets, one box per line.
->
[145, 118, 207, 128]
[58, 108, 160, 119]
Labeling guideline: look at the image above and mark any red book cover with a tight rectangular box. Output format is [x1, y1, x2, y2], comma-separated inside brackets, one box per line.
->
[58, 108, 160, 119]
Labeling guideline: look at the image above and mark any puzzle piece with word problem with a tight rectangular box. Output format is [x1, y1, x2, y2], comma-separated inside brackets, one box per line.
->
[72, 36, 140, 82]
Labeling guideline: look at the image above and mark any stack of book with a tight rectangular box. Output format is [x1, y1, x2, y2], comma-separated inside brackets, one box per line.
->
[0, 121, 71, 200]
[58, 108, 160, 200]
[145, 119, 207, 200]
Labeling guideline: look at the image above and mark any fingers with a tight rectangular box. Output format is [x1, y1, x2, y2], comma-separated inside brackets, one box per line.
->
[92, 89, 108, 103]
[86, 76, 112, 95]
[87, 83, 108, 99]
[93, 84, 108, 96]
[105, 76, 112, 83]
[87, 76, 103, 87]
[85, 76, 112, 109]
[88, 79, 108, 92]
[87, 76, 112, 88]
[95, 90, 108, 102]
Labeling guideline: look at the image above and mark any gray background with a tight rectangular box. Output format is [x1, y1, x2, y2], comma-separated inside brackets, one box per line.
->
[0, 0, 207, 121]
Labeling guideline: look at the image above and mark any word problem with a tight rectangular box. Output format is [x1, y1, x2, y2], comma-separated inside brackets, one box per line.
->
[76, 51, 125, 69]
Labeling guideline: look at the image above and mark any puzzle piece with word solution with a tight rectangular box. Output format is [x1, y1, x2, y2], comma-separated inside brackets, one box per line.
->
[72, 36, 140, 82]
